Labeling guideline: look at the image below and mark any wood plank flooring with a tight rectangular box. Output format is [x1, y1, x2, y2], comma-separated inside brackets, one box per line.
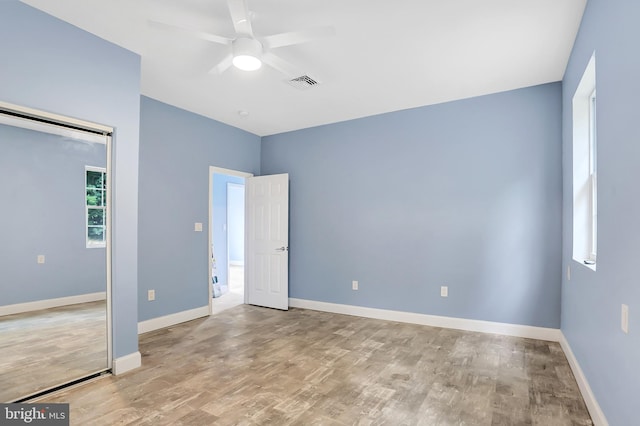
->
[39, 305, 592, 425]
[0, 301, 108, 402]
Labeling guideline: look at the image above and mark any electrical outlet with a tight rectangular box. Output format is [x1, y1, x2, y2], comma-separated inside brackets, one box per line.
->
[194, 222, 203, 232]
[148, 289, 155, 301]
[352, 280, 358, 290]
[622, 304, 629, 334]
[441, 286, 448, 297]
[37, 255, 45, 264]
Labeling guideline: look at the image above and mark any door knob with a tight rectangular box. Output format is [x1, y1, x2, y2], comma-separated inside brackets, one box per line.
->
[275, 246, 288, 251]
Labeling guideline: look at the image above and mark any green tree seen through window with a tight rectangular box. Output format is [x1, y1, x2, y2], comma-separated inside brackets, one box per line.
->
[86, 168, 106, 247]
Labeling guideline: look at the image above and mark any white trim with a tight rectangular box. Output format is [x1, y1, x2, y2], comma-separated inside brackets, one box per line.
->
[288, 298, 561, 342]
[0, 113, 108, 144]
[559, 333, 609, 426]
[0, 100, 113, 134]
[210, 166, 254, 178]
[0, 292, 107, 316]
[137, 305, 209, 334]
[112, 351, 141, 375]
[105, 135, 113, 369]
[209, 167, 253, 315]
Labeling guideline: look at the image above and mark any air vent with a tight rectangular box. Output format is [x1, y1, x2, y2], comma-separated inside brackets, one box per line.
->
[287, 75, 320, 90]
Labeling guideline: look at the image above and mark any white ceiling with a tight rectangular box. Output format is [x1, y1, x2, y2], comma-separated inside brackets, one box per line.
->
[21, 0, 586, 136]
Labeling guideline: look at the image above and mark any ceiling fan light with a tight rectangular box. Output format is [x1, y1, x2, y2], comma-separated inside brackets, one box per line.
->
[233, 54, 262, 71]
[232, 37, 263, 71]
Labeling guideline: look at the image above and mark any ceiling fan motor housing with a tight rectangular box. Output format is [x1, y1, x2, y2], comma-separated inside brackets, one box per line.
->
[232, 37, 263, 70]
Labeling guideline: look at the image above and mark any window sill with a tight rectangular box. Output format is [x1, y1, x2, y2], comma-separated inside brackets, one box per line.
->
[574, 258, 596, 271]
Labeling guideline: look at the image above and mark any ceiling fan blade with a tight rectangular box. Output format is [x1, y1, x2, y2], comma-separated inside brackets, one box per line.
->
[227, 0, 253, 36]
[208, 53, 234, 74]
[262, 26, 336, 49]
[148, 20, 232, 45]
[262, 52, 302, 78]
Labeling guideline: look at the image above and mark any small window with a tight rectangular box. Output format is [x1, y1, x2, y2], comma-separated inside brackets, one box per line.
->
[572, 53, 597, 269]
[86, 166, 106, 248]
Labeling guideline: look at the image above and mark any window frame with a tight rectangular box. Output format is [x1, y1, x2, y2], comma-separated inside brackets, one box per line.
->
[588, 89, 597, 262]
[572, 52, 597, 270]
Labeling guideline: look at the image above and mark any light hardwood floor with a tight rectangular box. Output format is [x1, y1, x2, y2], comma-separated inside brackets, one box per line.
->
[0, 301, 108, 402]
[38, 305, 592, 425]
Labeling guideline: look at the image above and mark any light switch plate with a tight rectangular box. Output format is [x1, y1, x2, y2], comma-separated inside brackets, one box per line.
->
[194, 222, 203, 232]
[441, 286, 448, 297]
[37, 255, 45, 264]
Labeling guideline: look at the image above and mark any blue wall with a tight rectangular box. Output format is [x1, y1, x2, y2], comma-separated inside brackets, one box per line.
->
[561, 1, 640, 424]
[212, 173, 245, 289]
[138, 97, 259, 321]
[0, 1, 141, 359]
[0, 124, 106, 305]
[262, 83, 562, 328]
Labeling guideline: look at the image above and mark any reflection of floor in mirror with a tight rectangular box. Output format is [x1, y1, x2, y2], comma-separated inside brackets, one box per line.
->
[0, 300, 108, 402]
[211, 264, 244, 314]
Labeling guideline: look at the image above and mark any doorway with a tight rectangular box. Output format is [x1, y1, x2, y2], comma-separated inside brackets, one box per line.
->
[226, 182, 245, 306]
[209, 167, 252, 315]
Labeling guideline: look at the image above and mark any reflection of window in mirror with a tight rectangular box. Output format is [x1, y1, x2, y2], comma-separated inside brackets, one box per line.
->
[86, 166, 106, 248]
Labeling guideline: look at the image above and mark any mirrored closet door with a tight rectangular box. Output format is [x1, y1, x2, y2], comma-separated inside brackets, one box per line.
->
[0, 106, 111, 402]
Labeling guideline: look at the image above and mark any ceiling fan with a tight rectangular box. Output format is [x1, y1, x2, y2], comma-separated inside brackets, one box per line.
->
[149, 0, 335, 77]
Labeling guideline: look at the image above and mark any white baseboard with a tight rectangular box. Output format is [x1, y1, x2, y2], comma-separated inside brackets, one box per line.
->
[112, 351, 141, 375]
[138, 305, 209, 334]
[288, 298, 561, 342]
[560, 333, 608, 426]
[0, 292, 107, 316]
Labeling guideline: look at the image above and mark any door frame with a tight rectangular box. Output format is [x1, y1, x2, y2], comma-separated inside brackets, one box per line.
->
[208, 166, 253, 315]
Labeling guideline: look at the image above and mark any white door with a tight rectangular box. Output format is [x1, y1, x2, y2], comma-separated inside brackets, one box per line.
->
[246, 173, 289, 310]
